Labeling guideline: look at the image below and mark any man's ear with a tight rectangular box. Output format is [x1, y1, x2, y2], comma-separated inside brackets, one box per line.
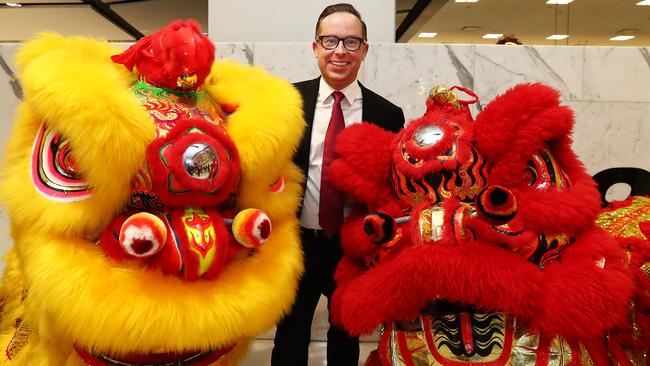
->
[312, 40, 318, 57]
[361, 43, 369, 60]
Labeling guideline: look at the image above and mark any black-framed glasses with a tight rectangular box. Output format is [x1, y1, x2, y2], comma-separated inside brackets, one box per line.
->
[317, 35, 365, 51]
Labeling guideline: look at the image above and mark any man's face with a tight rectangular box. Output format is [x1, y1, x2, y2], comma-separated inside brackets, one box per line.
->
[312, 12, 369, 90]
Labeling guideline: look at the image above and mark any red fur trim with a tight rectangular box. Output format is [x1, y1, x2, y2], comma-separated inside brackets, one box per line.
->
[146, 118, 240, 207]
[330, 123, 395, 205]
[474, 83, 569, 164]
[335, 227, 633, 337]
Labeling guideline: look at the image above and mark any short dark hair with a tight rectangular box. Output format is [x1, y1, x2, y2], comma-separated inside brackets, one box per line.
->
[315, 3, 367, 40]
[496, 35, 522, 45]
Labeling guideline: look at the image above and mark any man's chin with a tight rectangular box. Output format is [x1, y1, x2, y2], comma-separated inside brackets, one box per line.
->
[322, 74, 356, 90]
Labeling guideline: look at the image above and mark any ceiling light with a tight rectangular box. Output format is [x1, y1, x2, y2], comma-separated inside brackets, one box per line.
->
[454, 0, 479, 2]
[5, 2, 22, 6]
[636, 0, 650, 5]
[482, 33, 504, 39]
[418, 32, 438, 38]
[546, 0, 573, 4]
[610, 35, 635, 41]
[546, 34, 569, 40]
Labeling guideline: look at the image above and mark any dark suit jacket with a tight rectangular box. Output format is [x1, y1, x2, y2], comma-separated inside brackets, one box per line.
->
[294, 77, 405, 188]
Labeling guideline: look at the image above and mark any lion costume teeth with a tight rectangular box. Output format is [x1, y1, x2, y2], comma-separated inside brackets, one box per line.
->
[0, 20, 304, 365]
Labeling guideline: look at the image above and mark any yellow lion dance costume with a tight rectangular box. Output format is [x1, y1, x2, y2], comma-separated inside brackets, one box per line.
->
[0, 20, 304, 365]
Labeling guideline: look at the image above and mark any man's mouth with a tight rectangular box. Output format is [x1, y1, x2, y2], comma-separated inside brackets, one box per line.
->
[330, 61, 349, 67]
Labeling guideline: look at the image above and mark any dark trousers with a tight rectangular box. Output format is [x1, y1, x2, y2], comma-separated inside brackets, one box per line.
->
[271, 228, 360, 366]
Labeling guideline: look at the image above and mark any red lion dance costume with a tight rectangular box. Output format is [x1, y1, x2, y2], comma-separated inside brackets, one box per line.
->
[328, 84, 649, 365]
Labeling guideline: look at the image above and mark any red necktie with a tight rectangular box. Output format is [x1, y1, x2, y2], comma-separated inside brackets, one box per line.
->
[319, 91, 345, 236]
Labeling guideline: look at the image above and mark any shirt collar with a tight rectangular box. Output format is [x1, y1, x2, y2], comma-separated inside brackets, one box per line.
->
[318, 77, 362, 105]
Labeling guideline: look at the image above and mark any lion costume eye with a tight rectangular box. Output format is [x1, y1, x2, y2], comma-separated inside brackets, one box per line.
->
[31, 123, 92, 202]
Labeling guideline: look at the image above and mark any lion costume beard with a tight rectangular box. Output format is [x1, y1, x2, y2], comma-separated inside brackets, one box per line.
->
[0, 21, 304, 366]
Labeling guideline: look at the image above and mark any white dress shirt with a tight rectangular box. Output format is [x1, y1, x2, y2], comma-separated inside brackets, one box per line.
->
[300, 78, 363, 229]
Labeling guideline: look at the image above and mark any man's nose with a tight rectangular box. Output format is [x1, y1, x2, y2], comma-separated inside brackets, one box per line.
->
[333, 41, 348, 54]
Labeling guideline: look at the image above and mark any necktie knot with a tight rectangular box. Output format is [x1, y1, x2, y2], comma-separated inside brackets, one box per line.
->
[331, 91, 344, 104]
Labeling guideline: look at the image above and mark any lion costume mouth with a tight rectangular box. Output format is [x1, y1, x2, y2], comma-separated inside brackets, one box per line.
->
[74, 345, 235, 366]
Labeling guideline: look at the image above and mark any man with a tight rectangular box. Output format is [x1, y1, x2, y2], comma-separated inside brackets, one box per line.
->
[272, 3, 405, 366]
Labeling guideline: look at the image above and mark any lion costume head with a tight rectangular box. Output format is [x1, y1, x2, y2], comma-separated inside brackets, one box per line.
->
[328, 84, 648, 365]
[0, 20, 304, 365]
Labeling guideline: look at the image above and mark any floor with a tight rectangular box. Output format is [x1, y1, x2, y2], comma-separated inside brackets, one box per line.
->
[239, 296, 378, 365]
[240, 339, 377, 366]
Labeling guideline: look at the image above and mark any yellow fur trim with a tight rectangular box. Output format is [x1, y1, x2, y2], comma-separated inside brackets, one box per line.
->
[205, 60, 306, 221]
[0, 34, 304, 365]
[16, 221, 302, 354]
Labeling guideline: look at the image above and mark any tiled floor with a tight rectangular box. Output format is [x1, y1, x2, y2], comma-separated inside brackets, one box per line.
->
[240, 339, 377, 366]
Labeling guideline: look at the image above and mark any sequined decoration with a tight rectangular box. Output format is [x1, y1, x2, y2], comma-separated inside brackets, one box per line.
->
[132, 80, 226, 138]
[5, 317, 31, 360]
[419, 206, 446, 243]
[30, 123, 92, 202]
[579, 344, 595, 366]
[518, 233, 574, 268]
[526, 146, 571, 192]
[595, 196, 650, 239]
[429, 85, 461, 109]
[426, 313, 509, 362]
[437, 146, 487, 201]
[391, 164, 438, 205]
[182, 208, 217, 276]
[379, 313, 584, 366]
[128, 163, 164, 211]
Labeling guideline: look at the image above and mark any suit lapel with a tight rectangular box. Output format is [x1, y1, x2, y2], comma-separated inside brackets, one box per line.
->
[295, 77, 320, 176]
[303, 78, 319, 131]
[360, 82, 375, 124]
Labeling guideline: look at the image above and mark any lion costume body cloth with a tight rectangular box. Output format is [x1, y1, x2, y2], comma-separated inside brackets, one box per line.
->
[0, 20, 304, 365]
[328, 84, 650, 365]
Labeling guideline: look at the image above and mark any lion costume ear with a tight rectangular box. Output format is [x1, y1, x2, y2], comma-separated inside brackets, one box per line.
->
[474, 83, 574, 184]
[1, 33, 154, 238]
[329, 123, 396, 206]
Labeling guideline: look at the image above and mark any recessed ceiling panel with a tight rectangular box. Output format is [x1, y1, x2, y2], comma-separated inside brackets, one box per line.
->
[111, 0, 207, 36]
[0, 6, 133, 41]
[408, 0, 650, 46]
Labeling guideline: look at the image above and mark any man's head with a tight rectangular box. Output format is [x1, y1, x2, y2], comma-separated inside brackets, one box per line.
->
[313, 3, 369, 90]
